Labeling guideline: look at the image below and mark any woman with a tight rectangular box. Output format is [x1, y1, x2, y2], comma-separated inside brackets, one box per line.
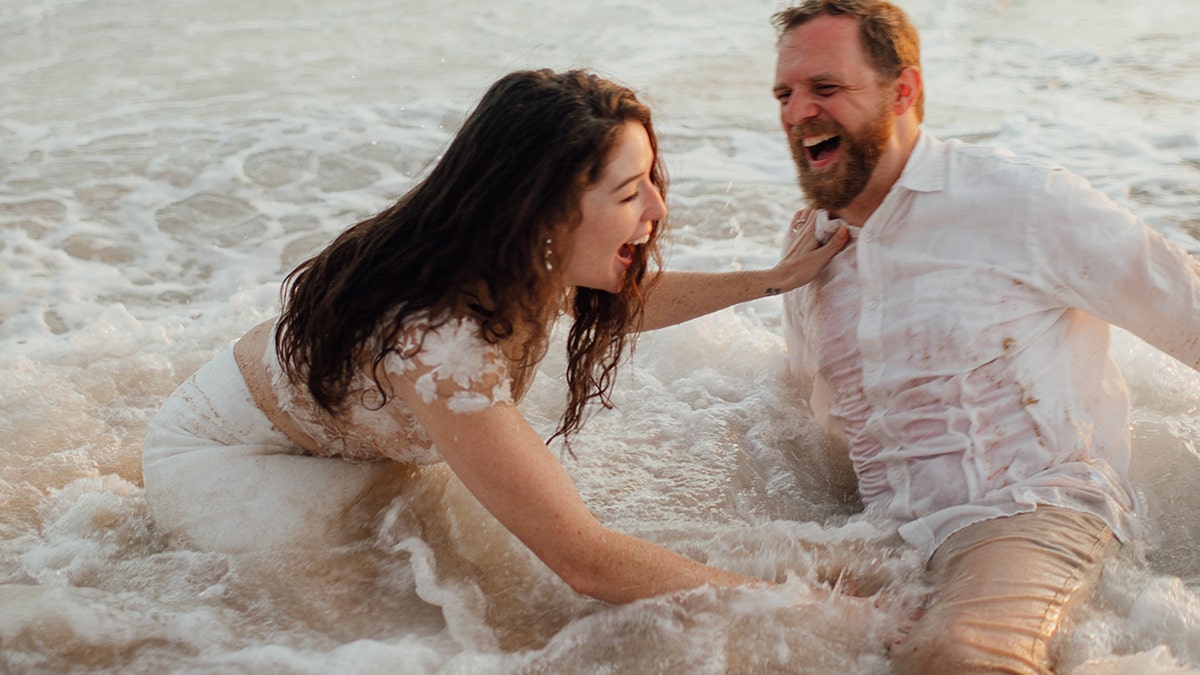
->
[142, 69, 848, 605]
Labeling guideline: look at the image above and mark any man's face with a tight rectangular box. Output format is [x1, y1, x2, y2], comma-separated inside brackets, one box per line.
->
[774, 15, 896, 213]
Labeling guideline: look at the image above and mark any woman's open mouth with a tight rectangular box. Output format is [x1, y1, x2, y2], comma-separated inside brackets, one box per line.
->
[617, 232, 651, 265]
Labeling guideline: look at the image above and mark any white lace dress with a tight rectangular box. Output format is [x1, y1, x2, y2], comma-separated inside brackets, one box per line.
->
[263, 313, 515, 465]
[141, 313, 514, 552]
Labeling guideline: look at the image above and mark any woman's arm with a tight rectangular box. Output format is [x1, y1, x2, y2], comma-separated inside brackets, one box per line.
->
[395, 374, 763, 603]
[641, 211, 848, 331]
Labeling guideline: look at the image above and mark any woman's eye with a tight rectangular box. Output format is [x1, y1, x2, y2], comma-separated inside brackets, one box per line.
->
[620, 191, 639, 203]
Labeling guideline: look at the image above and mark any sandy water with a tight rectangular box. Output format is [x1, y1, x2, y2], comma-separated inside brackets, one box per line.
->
[2, 0, 1199, 672]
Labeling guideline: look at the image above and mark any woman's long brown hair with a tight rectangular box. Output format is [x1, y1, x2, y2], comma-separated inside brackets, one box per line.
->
[275, 69, 665, 442]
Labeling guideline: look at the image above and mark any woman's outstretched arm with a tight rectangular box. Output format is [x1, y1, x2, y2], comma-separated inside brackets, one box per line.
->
[640, 211, 848, 331]
[395, 376, 763, 603]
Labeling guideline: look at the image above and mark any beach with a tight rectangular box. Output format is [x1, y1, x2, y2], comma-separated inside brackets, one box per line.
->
[2, 0, 1199, 671]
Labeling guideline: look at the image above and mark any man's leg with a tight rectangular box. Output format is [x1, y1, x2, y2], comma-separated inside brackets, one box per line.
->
[890, 506, 1118, 675]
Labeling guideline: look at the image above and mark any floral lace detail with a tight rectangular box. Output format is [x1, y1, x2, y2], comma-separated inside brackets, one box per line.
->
[382, 315, 514, 413]
[263, 313, 513, 465]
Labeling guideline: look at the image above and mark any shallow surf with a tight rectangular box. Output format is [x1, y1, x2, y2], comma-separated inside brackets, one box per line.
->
[2, 0, 1199, 672]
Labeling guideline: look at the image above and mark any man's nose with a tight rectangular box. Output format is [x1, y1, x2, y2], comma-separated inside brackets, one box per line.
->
[782, 94, 819, 126]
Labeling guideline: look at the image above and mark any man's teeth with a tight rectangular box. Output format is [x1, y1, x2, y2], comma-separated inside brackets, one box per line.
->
[803, 133, 836, 147]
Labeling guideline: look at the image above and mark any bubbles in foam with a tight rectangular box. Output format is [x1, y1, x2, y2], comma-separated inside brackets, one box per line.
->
[1, 0, 1199, 671]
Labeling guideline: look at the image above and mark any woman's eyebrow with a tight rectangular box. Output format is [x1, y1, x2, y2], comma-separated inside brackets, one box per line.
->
[608, 172, 643, 194]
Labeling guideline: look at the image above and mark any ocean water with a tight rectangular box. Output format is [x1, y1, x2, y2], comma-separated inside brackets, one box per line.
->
[2, 0, 1199, 672]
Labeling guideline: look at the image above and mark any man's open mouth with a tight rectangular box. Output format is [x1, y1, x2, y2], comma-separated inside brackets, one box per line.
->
[804, 133, 842, 163]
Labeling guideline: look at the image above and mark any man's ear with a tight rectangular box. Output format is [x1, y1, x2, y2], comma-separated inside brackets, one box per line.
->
[892, 65, 922, 116]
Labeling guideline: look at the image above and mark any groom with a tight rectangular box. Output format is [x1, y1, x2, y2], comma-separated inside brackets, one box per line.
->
[770, 1, 1200, 672]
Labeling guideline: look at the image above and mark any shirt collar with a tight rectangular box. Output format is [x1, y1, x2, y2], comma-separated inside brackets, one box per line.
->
[893, 130, 946, 194]
[813, 130, 945, 241]
[815, 210, 858, 242]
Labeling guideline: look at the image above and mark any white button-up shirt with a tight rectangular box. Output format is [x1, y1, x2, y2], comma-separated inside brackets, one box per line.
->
[783, 132, 1200, 557]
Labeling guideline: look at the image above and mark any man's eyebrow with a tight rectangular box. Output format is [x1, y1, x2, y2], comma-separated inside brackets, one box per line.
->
[774, 73, 839, 93]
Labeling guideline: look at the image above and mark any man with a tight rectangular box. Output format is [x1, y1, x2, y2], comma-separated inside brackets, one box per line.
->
[770, 1, 1200, 672]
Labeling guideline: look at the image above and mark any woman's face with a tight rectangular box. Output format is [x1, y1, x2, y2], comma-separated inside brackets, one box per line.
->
[559, 121, 666, 294]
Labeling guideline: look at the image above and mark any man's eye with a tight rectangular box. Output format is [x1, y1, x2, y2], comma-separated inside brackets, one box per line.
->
[815, 84, 838, 96]
[775, 91, 791, 104]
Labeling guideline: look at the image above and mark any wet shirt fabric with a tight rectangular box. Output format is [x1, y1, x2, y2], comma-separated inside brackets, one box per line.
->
[263, 313, 516, 465]
[783, 131, 1200, 557]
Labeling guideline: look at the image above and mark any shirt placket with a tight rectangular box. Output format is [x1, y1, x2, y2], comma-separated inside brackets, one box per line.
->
[854, 202, 913, 513]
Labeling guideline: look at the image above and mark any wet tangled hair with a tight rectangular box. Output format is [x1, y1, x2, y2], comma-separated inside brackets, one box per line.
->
[773, 0, 923, 121]
[276, 69, 665, 442]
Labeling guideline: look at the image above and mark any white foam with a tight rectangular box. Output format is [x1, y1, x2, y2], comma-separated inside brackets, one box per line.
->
[2, 0, 1199, 671]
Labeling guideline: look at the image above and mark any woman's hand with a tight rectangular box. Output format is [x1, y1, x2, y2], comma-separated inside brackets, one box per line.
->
[384, 357, 763, 604]
[639, 208, 849, 331]
[772, 208, 850, 296]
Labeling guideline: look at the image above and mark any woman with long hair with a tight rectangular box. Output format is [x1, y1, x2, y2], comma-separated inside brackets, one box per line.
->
[141, 68, 848, 604]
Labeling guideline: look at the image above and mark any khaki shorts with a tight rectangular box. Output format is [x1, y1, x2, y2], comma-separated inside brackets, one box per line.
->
[891, 506, 1119, 675]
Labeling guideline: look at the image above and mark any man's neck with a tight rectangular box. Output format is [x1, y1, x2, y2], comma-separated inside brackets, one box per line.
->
[830, 122, 921, 228]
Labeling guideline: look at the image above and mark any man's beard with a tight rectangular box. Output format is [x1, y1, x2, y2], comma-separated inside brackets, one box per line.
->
[788, 100, 893, 213]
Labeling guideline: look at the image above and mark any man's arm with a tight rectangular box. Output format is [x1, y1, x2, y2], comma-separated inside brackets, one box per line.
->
[1036, 167, 1200, 370]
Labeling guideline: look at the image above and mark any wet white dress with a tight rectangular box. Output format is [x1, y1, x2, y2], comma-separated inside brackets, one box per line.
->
[142, 314, 514, 552]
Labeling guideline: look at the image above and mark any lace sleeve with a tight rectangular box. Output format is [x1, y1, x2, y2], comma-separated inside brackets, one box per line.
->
[380, 315, 515, 414]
